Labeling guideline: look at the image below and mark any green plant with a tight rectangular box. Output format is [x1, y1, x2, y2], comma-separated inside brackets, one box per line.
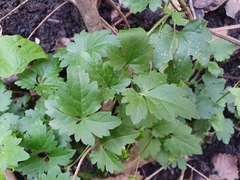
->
[0, 1, 239, 179]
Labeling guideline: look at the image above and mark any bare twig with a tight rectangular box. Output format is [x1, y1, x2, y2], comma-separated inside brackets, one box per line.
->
[3, 169, 17, 180]
[72, 144, 98, 180]
[100, 17, 118, 34]
[112, 12, 132, 27]
[178, 169, 185, 180]
[0, 25, 2, 37]
[177, 0, 194, 20]
[145, 167, 164, 180]
[0, 0, 29, 22]
[73, 0, 103, 33]
[28, 1, 69, 39]
[107, 0, 130, 29]
[210, 30, 240, 46]
[186, 163, 210, 180]
[219, 75, 240, 80]
[211, 24, 240, 32]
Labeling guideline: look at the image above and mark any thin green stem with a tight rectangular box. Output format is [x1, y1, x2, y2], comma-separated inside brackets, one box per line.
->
[147, 14, 170, 36]
[66, 145, 90, 171]
[216, 80, 240, 103]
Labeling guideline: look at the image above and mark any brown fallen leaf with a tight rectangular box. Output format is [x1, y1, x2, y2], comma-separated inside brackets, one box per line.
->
[54, 37, 71, 50]
[209, 153, 239, 180]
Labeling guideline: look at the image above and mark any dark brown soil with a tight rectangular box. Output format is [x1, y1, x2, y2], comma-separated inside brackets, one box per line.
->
[1, 1, 240, 180]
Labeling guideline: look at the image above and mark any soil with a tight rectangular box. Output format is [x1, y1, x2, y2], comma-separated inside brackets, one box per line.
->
[1, 0, 240, 180]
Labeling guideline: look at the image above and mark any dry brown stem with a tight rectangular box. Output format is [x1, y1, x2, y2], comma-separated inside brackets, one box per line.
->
[73, 0, 103, 33]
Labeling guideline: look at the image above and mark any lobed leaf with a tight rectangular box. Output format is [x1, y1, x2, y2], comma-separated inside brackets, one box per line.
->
[18, 120, 74, 175]
[90, 146, 123, 173]
[0, 35, 47, 78]
[121, 0, 162, 12]
[101, 128, 140, 155]
[122, 89, 148, 124]
[216, 118, 234, 144]
[107, 28, 153, 73]
[229, 87, 240, 117]
[57, 65, 102, 117]
[164, 122, 202, 156]
[39, 166, 79, 180]
[0, 81, 12, 112]
[211, 39, 237, 62]
[142, 84, 199, 121]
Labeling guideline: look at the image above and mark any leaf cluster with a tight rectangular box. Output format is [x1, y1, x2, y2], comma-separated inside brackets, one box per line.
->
[0, 2, 239, 179]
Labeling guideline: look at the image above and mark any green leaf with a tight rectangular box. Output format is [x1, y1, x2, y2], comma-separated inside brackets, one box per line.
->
[195, 95, 223, 119]
[121, 0, 162, 12]
[16, 55, 63, 95]
[0, 121, 29, 170]
[171, 12, 189, 26]
[39, 166, 79, 180]
[0, 170, 4, 180]
[18, 120, 74, 175]
[107, 28, 153, 73]
[137, 130, 161, 159]
[164, 122, 202, 156]
[86, 61, 131, 101]
[156, 149, 169, 169]
[18, 108, 45, 132]
[14, 69, 37, 89]
[0, 81, 12, 112]
[122, 89, 148, 124]
[211, 39, 237, 62]
[142, 84, 199, 121]
[67, 30, 118, 59]
[152, 120, 176, 138]
[0, 35, 47, 78]
[150, 25, 178, 73]
[57, 65, 102, 117]
[229, 88, 240, 117]
[194, 120, 211, 135]
[47, 100, 121, 145]
[0, 113, 19, 133]
[171, 157, 186, 170]
[81, 112, 121, 139]
[101, 128, 140, 155]
[210, 113, 224, 132]
[216, 118, 234, 144]
[164, 59, 192, 83]
[207, 61, 221, 77]
[151, 20, 212, 74]
[8, 94, 30, 116]
[202, 73, 226, 101]
[90, 146, 123, 173]
[132, 71, 167, 91]
[0, 136, 29, 170]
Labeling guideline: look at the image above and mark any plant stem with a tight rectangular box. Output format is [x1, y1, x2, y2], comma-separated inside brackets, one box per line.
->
[216, 80, 240, 103]
[72, 143, 99, 180]
[28, 1, 69, 39]
[0, 0, 29, 22]
[147, 14, 170, 36]
[107, 0, 130, 29]
[73, 0, 103, 33]
[66, 145, 90, 171]
[210, 30, 240, 46]
[177, 0, 194, 20]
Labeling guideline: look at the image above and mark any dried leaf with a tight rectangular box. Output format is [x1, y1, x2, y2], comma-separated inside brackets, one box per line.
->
[54, 37, 71, 49]
[209, 153, 239, 180]
[225, 0, 240, 18]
